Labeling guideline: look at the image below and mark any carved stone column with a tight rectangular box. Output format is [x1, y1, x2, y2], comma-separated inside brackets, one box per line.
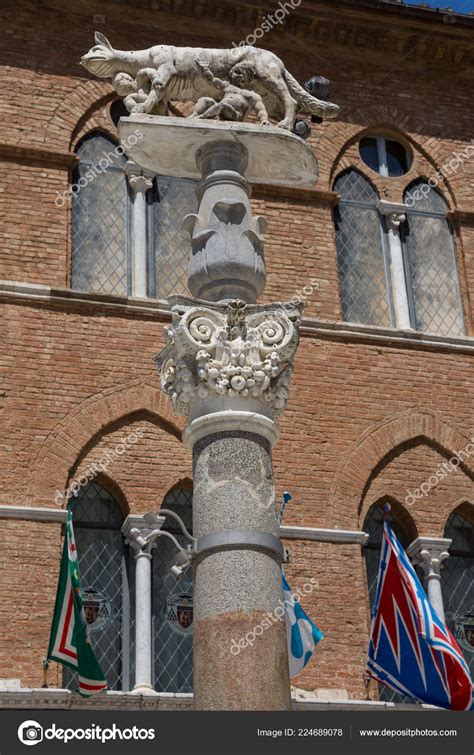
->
[122, 514, 165, 695]
[407, 536, 452, 622]
[119, 114, 319, 710]
[156, 297, 301, 710]
[125, 161, 154, 298]
[184, 141, 267, 304]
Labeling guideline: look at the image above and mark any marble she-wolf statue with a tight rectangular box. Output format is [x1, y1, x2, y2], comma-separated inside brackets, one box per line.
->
[81, 32, 340, 130]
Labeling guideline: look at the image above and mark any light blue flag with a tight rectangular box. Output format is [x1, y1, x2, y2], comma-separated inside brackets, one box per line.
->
[282, 573, 324, 677]
[279, 492, 324, 676]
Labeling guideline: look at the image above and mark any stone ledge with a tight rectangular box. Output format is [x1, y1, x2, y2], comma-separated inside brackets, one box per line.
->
[280, 526, 369, 545]
[0, 688, 193, 711]
[0, 142, 77, 169]
[0, 506, 370, 545]
[0, 688, 436, 712]
[1, 280, 473, 354]
[0, 505, 66, 523]
[119, 116, 318, 188]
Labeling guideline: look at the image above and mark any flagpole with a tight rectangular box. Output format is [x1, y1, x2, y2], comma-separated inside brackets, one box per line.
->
[277, 491, 292, 528]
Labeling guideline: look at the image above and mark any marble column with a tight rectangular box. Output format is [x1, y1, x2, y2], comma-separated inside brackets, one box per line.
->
[407, 536, 452, 622]
[125, 161, 154, 298]
[122, 514, 165, 695]
[377, 200, 412, 331]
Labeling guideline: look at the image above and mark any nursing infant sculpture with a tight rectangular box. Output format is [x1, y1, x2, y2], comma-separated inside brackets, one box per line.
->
[81, 32, 340, 130]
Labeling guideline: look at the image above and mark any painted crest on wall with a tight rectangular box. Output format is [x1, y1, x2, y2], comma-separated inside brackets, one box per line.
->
[166, 593, 193, 636]
[454, 613, 474, 654]
[81, 588, 112, 632]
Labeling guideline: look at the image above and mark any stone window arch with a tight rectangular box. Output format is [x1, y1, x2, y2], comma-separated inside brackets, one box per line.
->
[442, 504, 474, 678]
[64, 480, 131, 691]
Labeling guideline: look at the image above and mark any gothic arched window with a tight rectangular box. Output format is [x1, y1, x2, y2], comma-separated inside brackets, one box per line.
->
[442, 506, 474, 679]
[363, 503, 412, 703]
[402, 181, 464, 336]
[71, 130, 197, 300]
[71, 131, 130, 296]
[152, 486, 193, 692]
[64, 481, 130, 691]
[333, 169, 465, 337]
[333, 169, 393, 328]
[359, 135, 412, 177]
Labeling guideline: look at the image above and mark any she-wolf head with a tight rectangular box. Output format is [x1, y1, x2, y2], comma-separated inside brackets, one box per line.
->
[80, 32, 119, 77]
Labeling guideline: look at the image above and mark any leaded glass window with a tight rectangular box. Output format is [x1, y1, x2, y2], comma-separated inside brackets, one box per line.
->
[333, 169, 464, 337]
[72, 132, 130, 296]
[149, 177, 196, 299]
[363, 504, 412, 704]
[71, 131, 196, 301]
[64, 481, 131, 691]
[152, 487, 193, 692]
[334, 170, 393, 327]
[442, 508, 474, 680]
[360, 136, 412, 177]
[402, 181, 464, 336]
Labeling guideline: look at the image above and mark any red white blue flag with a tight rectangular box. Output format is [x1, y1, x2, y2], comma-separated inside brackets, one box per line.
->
[367, 521, 472, 710]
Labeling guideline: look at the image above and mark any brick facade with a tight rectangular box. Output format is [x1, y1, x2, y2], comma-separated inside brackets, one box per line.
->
[0, 0, 473, 701]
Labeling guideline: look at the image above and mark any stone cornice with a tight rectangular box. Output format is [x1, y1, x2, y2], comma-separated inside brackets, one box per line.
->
[280, 526, 369, 545]
[253, 185, 338, 206]
[0, 280, 171, 319]
[0, 505, 66, 523]
[0, 143, 77, 169]
[34, 0, 474, 71]
[1, 280, 473, 354]
[299, 318, 474, 354]
[450, 209, 474, 226]
[0, 688, 193, 710]
[312, 0, 474, 27]
[0, 688, 434, 711]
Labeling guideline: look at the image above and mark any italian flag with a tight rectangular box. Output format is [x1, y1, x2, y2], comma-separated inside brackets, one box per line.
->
[47, 506, 107, 697]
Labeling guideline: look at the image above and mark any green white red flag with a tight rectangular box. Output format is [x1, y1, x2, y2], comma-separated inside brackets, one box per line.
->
[47, 506, 107, 697]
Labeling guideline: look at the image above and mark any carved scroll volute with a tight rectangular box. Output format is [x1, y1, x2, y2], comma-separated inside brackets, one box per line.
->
[155, 299, 302, 419]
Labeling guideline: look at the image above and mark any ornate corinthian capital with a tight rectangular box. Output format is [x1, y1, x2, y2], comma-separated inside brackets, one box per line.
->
[155, 296, 302, 420]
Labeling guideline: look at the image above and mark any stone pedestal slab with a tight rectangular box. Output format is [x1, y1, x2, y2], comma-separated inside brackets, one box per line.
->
[118, 116, 318, 187]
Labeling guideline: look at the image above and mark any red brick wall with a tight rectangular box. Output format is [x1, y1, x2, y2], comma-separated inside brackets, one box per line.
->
[0, 0, 473, 698]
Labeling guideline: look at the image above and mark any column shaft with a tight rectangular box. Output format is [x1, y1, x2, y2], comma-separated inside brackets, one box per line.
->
[425, 575, 446, 623]
[387, 224, 411, 330]
[131, 189, 148, 298]
[192, 430, 290, 711]
[125, 162, 153, 298]
[407, 536, 451, 624]
[134, 551, 154, 692]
